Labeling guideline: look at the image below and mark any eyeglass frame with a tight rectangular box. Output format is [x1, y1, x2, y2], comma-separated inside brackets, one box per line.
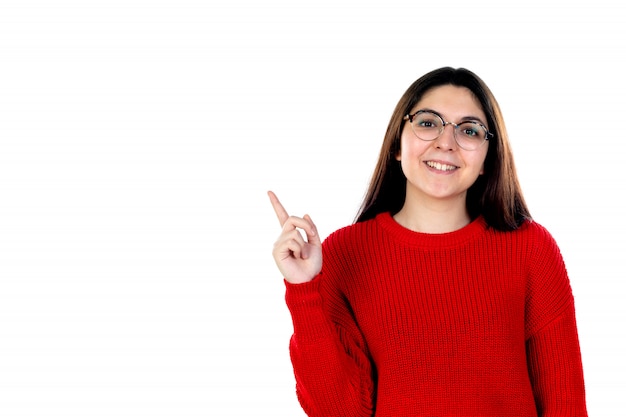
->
[403, 109, 494, 150]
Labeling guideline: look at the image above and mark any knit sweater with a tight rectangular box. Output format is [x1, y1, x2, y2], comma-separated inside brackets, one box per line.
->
[284, 212, 587, 417]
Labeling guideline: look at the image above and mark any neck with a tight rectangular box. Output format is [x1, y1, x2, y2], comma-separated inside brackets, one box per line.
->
[393, 197, 471, 234]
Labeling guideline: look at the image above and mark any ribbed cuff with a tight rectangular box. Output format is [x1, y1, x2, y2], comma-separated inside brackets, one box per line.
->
[284, 277, 333, 343]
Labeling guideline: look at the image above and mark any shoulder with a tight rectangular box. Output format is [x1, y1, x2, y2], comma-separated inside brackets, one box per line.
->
[513, 220, 569, 294]
[304, 218, 374, 299]
[322, 215, 381, 251]
[512, 219, 562, 254]
[518, 221, 574, 336]
[487, 218, 560, 249]
[318, 214, 386, 277]
[481, 219, 565, 269]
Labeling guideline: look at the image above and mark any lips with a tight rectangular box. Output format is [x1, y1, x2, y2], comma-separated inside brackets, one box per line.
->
[425, 161, 459, 172]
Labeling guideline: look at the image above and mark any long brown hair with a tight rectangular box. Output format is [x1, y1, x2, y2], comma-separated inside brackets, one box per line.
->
[354, 67, 531, 231]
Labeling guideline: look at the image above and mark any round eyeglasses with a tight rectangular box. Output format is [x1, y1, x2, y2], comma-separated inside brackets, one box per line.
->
[403, 110, 493, 151]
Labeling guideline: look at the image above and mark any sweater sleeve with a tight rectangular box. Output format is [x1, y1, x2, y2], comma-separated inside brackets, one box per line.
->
[284, 271, 375, 416]
[526, 305, 587, 416]
[524, 223, 587, 416]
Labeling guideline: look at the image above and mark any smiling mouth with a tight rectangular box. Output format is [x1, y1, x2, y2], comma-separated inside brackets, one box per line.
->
[425, 161, 459, 172]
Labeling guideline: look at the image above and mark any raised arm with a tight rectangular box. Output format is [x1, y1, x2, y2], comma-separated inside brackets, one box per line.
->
[269, 191, 375, 416]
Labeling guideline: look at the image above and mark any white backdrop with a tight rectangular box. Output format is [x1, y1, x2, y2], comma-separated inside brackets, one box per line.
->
[0, 1, 624, 416]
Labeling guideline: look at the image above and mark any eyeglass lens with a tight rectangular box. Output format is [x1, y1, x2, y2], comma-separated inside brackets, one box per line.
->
[410, 111, 487, 150]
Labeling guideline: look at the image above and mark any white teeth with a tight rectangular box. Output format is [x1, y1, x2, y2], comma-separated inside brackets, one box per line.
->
[426, 161, 457, 171]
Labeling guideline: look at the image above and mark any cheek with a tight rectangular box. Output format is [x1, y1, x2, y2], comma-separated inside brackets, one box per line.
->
[397, 131, 425, 161]
[396, 125, 416, 160]
[475, 150, 488, 175]
[395, 136, 407, 161]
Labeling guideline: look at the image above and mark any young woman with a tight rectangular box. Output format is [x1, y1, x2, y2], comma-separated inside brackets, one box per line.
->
[269, 67, 587, 416]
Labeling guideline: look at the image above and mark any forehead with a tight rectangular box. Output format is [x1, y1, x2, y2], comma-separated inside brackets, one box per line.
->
[413, 85, 486, 120]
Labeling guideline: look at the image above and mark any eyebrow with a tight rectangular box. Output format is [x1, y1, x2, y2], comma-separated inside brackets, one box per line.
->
[419, 108, 488, 127]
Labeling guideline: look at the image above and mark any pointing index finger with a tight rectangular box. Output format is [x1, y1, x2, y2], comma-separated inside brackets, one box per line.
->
[267, 190, 289, 227]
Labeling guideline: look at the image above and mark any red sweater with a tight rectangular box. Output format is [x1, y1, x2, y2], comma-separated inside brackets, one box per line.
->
[285, 212, 587, 416]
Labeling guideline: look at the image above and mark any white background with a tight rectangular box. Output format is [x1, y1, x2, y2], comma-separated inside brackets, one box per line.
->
[0, 1, 624, 416]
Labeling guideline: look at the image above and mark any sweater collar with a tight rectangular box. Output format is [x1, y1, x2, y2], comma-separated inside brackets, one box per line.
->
[376, 212, 487, 248]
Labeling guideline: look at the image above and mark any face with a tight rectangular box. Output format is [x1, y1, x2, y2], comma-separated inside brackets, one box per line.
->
[396, 84, 489, 206]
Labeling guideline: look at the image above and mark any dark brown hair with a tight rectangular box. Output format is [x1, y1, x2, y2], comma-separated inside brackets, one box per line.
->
[355, 67, 531, 231]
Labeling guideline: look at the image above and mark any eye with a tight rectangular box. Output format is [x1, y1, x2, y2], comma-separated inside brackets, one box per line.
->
[458, 122, 483, 138]
[414, 113, 442, 129]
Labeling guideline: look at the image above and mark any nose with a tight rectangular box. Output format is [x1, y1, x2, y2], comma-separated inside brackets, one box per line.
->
[434, 122, 458, 150]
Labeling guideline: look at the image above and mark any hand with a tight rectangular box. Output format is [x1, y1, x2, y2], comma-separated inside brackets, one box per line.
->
[268, 191, 322, 284]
